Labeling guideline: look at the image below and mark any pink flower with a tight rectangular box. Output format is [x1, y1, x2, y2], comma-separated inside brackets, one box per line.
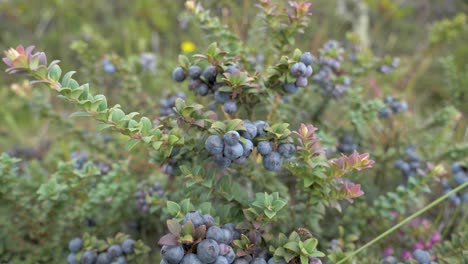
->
[413, 241, 424, 250]
[425, 240, 432, 250]
[383, 247, 394, 257]
[390, 211, 399, 219]
[401, 250, 412, 260]
[343, 182, 364, 198]
[431, 231, 441, 243]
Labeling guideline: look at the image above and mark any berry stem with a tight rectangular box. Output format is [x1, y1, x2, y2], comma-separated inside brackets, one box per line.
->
[337, 181, 468, 264]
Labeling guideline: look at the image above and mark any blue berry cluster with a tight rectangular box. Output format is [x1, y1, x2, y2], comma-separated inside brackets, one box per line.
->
[204, 121, 295, 171]
[160, 211, 239, 264]
[172, 64, 243, 114]
[441, 162, 468, 205]
[379, 57, 400, 74]
[311, 41, 351, 98]
[101, 58, 116, 74]
[283, 52, 314, 94]
[382, 249, 437, 264]
[394, 146, 424, 179]
[67, 237, 136, 264]
[135, 182, 165, 212]
[160, 91, 186, 116]
[336, 135, 357, 154]
[378, 96, 408, 119]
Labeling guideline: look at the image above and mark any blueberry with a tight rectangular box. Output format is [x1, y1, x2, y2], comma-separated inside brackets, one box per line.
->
[254, 121, 269, 137]
[308, 257, 322, 264]
[300, 52, 314, 66]
[284, 82, 298, 94]
[96, 252, 111, 264]
[241, 122, 258, 140]
[291, 62, 307, 77]
[203, 65, 217, 82]
[203, 214, 215, 227]
[215, 256, 229, 264]
[278, 143, 295, 158]
[181, 253, 203, 264]
[242, 139, 254, 157]
[172, 67, 186, 82]
[214, 155, 232, 168]
[224, 143, 244, 160]
[250, 258, 267, 264]
[412, 249, 431, 264]
[451, 162, 462, 173]
[205, 135, 224, 155]
[121, 239, 135, 254]
[382, 256, 398, 264]
[224, 101, 238, 114]
[257, 141, 273, 156]
[304, 65, 313, 77]
[67, 253, 79, 264]
[189, 78, 202, 90]
[161, 245, 184, 264]
[183, 211, 205, 227]
[378, 107, 392, 118]
[215, 91, 231, 103]
[80, 251, 98, 264]
[263, 152, 283, 171]
[225, 65, 240, 75]
[222, 228, 233, 244]
[224, 131, 241, 146]
[340, 135, 354, 144]
[384, 96, 394, 104]
[234, 156, 247, 164]
[103, 62, 116, 73]
[234, 259, 250, 264]
[69, 238, 83, 253]
[188, 65, 202, 79]
[462, 192, 468, 202]
[196, 83, 209, 96]
[206, 226, 225, 243]
[453, 171, 468, 185]
[267, 258, 286, 264]
[197, 239, 220, 263]
[225, 246, 236, 263]
[107, 244, 123, 258]
[115, 256, 127, 264]
[295, 76, 308, 87]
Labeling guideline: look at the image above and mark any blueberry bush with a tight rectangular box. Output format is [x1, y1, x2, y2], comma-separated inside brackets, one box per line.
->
[0, 1, 467, 263]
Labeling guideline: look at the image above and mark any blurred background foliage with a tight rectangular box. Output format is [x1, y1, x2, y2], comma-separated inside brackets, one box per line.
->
[0, 0, 467, 263]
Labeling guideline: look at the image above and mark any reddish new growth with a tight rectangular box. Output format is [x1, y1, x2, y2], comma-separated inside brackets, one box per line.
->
[293, 123, 323, 155]
[3, 45, 52, 73]
[329, 151, 375, 178]
[287, 1, 312, 19]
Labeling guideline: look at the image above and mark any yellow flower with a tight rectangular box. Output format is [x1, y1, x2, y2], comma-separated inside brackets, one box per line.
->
[181, 41, 195, 53]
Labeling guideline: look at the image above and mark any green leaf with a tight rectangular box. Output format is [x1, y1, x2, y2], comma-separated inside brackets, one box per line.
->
[125, 139, 140, 151]
[167, 201, 181, 216]
[284, 242, 300, 253]
[96, 123, 114, 131]
[48, 64, 62, 81]
[61, 71, 76, 87]
[69, 111, 92, 118]
[302, 238, 318, 254]
[111, 109, 125, 122]
[139, 117, 153, 135]
[300, 255, 308, 264]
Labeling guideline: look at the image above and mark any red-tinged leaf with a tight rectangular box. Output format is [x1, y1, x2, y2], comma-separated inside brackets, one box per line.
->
[158, 233, 178, 246]
[167, 219, 182, 235]
[195, 225, 207, 239]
